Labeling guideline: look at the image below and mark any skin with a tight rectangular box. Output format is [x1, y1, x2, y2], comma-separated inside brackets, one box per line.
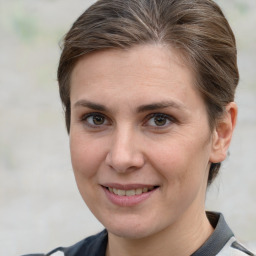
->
[69, 44, 237, 256]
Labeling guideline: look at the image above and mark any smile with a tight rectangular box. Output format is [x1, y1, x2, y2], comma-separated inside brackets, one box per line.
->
[102, 184, 159, 207]
[107, 186, 155, 196]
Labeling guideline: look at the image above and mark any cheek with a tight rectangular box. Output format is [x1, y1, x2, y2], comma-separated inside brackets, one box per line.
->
[150, 140, 210, 214]
[69, 134, 105, 207]
[70, 133, 104, 179]
[149, 136, 211, 186]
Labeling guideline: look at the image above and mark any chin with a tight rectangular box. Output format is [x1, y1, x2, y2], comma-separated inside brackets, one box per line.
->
[108, 226, 152, 240]
[103, 216, 163, 240]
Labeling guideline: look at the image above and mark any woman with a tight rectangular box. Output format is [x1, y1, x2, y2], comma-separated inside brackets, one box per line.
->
[24, 0, 255, 255]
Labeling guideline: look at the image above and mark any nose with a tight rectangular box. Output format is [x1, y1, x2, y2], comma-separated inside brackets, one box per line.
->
[105, 127, 145, 173]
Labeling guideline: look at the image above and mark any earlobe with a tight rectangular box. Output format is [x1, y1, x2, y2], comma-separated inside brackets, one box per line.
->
[210, 102, 238, 163]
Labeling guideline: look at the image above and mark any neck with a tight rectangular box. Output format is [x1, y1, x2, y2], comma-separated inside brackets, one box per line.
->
[106, 210, 214, 256]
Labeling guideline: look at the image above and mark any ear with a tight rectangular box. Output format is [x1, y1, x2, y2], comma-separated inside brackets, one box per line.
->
[210, 102, 238, 163]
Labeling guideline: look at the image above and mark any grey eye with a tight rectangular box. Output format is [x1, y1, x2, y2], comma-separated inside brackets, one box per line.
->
[147, 114, 172, 127]
[86, 114, 107, 126]
[154, 115, 168, 126]
[92, 115, 105, 125]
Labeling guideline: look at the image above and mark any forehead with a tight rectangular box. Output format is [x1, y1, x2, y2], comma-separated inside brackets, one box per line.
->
[70, 44, 202, 108]
[71, 44, 191, 77]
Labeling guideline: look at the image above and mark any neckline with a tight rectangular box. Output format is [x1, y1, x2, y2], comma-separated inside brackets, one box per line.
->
[191, 212, 234, 256]
[98, 212, 233, 256]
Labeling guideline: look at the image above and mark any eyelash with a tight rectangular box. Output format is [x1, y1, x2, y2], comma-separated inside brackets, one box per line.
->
[80, 112, 176, 129]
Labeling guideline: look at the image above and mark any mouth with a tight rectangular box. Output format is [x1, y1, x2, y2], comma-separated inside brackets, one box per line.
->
[105, 186, 158, 196]
[102, 184, 159, 206]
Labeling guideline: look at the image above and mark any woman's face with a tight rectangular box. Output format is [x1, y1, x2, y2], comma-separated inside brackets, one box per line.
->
[69, 45, 218, 239]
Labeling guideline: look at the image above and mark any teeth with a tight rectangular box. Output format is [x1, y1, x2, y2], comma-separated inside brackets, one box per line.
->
[143, 187, 148, 193]
[108, 187, 155, 196]
[117, 189, 126, 196]
[135, 188, 142, 195]
[126, 190, 135, 196]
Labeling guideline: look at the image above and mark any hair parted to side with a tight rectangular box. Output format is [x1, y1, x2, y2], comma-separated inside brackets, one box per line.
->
[57, 0, 239, 186]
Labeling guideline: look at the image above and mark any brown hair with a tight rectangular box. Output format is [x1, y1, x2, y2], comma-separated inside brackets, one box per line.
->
[57, 0, 239, 185]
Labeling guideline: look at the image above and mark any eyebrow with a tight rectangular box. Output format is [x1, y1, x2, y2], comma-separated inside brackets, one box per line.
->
[137, 101, 186, 113]
[74, 100, 107, 111]
[73, 99, 186, 113]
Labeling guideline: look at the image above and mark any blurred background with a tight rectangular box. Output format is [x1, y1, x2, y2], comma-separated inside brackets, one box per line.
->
[0, 0, 255, 255]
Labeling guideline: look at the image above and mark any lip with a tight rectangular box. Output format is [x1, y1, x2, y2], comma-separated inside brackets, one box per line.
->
[102, 183, 157, 190]
[101, 183, 159, 207]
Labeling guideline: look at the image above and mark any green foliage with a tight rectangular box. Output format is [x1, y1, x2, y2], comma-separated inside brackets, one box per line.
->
[236, 2, 249, 14]
[11, 6, 38, 42]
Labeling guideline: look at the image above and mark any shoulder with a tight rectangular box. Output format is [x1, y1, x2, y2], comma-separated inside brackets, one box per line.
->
[21, 230, 108, 256]
[217, 237, 255, 256]
[192, 212, 255, 256]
